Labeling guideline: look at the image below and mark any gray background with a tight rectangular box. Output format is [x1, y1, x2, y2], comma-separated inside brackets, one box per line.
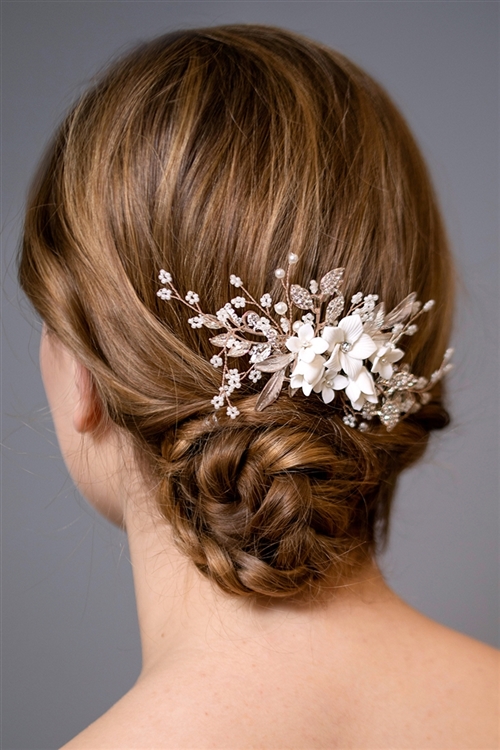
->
[1, 2, 498, 749]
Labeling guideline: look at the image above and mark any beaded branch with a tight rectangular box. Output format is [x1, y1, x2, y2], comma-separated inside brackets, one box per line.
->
[157, 253, 453, 430]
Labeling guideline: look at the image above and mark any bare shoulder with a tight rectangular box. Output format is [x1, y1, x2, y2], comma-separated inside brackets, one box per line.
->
[387, 601, 499, 747]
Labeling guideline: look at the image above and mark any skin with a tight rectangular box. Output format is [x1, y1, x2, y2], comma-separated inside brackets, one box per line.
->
[40, 327, 499, 750]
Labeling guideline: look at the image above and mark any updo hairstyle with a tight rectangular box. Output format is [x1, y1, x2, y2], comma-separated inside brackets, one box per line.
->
[19, 25, 454, 599]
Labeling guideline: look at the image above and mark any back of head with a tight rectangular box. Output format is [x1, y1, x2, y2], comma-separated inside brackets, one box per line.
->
[20, 25, 454, 599]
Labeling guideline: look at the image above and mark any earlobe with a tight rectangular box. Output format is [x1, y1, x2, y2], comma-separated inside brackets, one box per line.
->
[73, 362, 104, 434]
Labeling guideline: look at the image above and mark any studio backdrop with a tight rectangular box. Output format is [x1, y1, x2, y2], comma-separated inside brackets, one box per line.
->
[2, 3, 498, 749]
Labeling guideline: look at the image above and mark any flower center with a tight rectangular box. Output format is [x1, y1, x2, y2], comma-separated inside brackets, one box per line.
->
[341, 342, 353, 353]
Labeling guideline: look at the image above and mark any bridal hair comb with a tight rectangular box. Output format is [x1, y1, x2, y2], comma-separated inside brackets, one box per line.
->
[157, 254, 453, 431]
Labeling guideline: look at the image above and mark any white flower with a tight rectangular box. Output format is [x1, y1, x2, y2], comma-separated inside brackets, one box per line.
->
[343, 414, 357, 428]
[216, 307, 230, 322]
[301, 313, 315, 324]
[188, 316, 203, 328]
[231, 296, 246, 308]
[211, 394, 225, 409]
[225, 369, 241, 388]
[185, 291, 199, 304]
[260, 293, 272, 308]
[423, 300, 435, 312]
[248, 369, 262, 383]
[313, 371, 349, 404]
[286, 323, 329, 364]
[370, 343, 404, 379]
[230, 275, 243, 288]
[280, 318, 290, 333]
[158, 270, 172, 284]
[226, 406, 240, 419]
[406, 325, 418, 336]
[210, 355, 223, 368]
[345, 367, 378, 410]
[309, 280, 319, 294]
[255, 317, 271, 332]
[321, 315, 377, 380]
[290, 354, 327, 397]
[157, 288, 172, 301]
[351, 292, 363, 305]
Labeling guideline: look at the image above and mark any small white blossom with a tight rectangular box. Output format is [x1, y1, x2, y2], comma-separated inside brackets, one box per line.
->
[248, 369, 262, 383]
[302, 313, 315, 325]
[230, 274, 243, 287]
[216, 308, 230, 322]
[255, 316, 271, 332]
[211, 394, 225, 409]
[309, 280, 319, 294]
[351, 292, 363, 305]
[406, 324, 418, 336]
[185, 291, 199, 304]
[343, 414, 357, 428]
[158, 270, 172, 284]
[225, 369, 241, 388]
[391, 323, 404, 334]
[280, 318, 290, 333]
[286, 323, 329, 363]
[226, 406, 240, 419]
[260, 293, 272, 308]
[188, 316, 204, 328]
[210, 355, 223, 368]
[157, 288, 172, 301]
[370, 343, 404, 379]
[423, 300, 435, 312]
[322, 315, 378, 380]
[345, 367, 378, 410]
[231, 296, 246, 308]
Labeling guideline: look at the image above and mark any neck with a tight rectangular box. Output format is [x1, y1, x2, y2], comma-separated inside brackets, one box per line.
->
[124, 491, 396, 681]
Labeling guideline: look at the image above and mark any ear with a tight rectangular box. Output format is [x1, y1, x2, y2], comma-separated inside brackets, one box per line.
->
[73, 361, 104, 434]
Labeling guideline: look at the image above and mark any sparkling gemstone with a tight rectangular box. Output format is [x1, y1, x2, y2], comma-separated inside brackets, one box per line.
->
[274, 301, 288, 315]
[340, 342, 353, 352]
[274, 268, 286, 279]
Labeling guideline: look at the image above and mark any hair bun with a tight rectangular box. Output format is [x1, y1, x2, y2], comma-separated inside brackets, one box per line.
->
[158, 401, 384, 597]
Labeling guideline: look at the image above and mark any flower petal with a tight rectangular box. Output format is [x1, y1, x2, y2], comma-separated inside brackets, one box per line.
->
[286, 336, 302, 353]
[350, 333, 378, 359]
[300, 346, 317, 364]
[322, 386, 335, 404]
[301, 355, 326, 384]
[345, 380, 361, 403]
[340, 351, 363, 380]
[357, 367, 376, 396]
[339, 315, 363, 344]
[331, 374, 349, 390]
[322, 326, 344, 351]
[302, 380, 314, 396]
[298, 323, 314, 343]
[325, 347, 341, 373]
[311, 337, 329, 355]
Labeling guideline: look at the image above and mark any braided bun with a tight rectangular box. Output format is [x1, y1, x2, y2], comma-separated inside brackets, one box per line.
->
[20, 26, 454, 599]
[156, 396, 448, 598]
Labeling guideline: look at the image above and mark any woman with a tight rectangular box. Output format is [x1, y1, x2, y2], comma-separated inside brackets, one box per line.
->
[19, 25, 497, 749]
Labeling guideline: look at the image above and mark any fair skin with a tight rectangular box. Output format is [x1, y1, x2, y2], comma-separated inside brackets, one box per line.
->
[41, 327, 499, 750]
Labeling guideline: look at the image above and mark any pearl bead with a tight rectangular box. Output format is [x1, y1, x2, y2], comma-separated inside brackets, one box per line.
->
[292, 320, 302, 332]
[288, 252, 299, 265]
[274, 268, 285, 279]
[274, 301, 288, 315]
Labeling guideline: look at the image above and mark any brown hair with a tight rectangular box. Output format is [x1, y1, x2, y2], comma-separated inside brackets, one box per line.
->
[19, 25, 454, 599]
